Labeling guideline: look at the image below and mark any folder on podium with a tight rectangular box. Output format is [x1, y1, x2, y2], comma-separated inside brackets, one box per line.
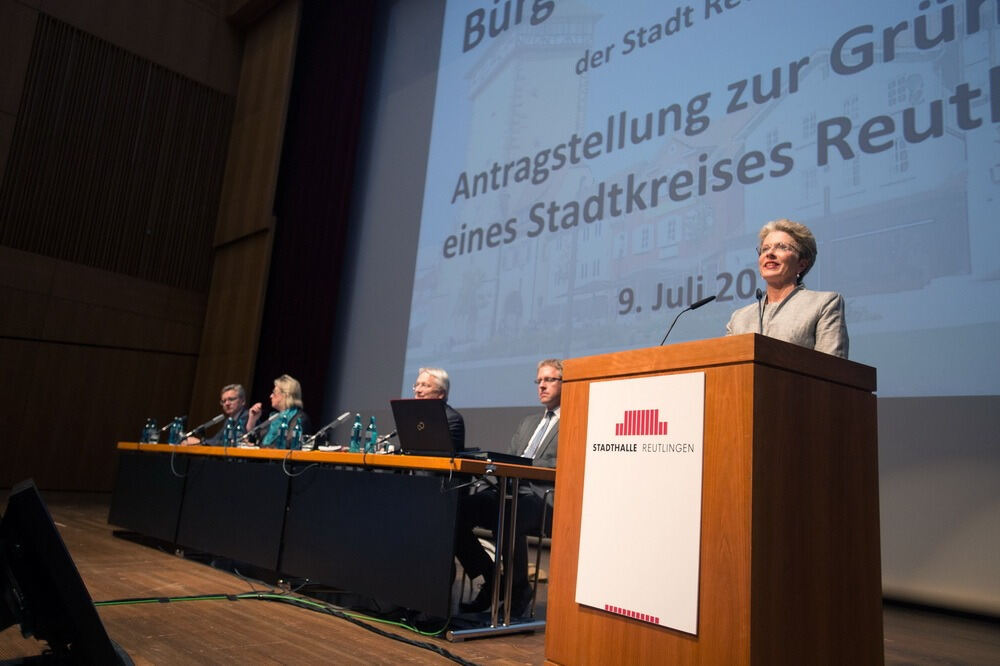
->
[544, 334, 883, 665]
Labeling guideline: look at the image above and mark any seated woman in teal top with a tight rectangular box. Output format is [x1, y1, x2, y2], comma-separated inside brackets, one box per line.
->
[246, 374, 312, 449]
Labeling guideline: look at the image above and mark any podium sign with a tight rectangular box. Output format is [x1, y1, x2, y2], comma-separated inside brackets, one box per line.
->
[575, 372, 705, 634]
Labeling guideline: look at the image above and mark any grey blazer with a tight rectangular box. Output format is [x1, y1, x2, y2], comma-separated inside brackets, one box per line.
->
[726, 286, 849, 358]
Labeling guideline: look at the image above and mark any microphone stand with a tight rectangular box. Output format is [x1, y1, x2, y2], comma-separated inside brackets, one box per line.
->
[303, 411, 352, 448]
[659, 295, 717, 345]
[239, 412, 279, 444]
[159, 415, 187, 445]
[756, 288, 765, 334]
[159, 416, 186, 434]
[181, 414, 225, 440]
[375, 430, 398, 453]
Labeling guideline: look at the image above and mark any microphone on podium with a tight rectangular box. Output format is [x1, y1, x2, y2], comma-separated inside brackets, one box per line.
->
[756, 288, 765, 333]
[659, 295, 717, 345]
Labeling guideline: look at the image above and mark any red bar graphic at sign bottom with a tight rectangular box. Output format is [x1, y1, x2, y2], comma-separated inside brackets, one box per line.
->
[604, 603, 660, 625]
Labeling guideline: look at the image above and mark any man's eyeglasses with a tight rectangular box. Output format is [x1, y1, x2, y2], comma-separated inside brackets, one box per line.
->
[412, 382, 440, 391]
[534, 377, 562, 385]
[220, 397, 241, 404]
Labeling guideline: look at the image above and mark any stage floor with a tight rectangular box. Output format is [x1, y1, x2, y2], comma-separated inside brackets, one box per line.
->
[1, 491, 997, 665]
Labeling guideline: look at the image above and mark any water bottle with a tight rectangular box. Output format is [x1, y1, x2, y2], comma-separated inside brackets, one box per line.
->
[168, 416, 184, 444]
[276, 414, 289, 449]
[222, 418, 235, 446]
[291, 420, 303, 450]
[349, 413, 362, 452]
[366, 416, 377, 453]
[148, 418, 159, 443]
[140, 418, 154, 443]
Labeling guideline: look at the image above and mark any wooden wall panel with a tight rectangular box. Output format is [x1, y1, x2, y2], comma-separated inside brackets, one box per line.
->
[189, 0, 300, 423]
[0, 0, 300, 489]
[0, 247, 203, 490]
[0, 13, 235, 292]
[0, 246, 204, 350]
[188, 233, 274, 421]
[0, 339, 197, 490]
[214, 0, 299, 246]
[0, 2, 37, 187]
[0, 113, 12, 189]
[20, 0, 241, 94]
[0, 3, 37, 111]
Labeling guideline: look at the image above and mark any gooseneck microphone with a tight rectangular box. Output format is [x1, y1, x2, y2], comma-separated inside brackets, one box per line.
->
[239, 411, 279, 443]
[304, 411, 352, 446]
[375, 430, 398, 453]
[181, 413, 225, 440]
[159, 416, 187, 433]
[659, 295, 717, 345]
[376, 430, 397, 445]
[756, 288, 765, 334]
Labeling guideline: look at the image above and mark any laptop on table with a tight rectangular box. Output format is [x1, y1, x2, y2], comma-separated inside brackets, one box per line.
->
[390, 398, 461, 456]
[389, 398, 534, 466]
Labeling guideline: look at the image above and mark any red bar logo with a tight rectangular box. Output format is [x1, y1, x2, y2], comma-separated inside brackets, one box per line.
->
[604, 603, 660, 625]
[615, 409, 668, 436]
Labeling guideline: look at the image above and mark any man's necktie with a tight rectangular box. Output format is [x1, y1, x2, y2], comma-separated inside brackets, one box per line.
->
[523, 410, 553, 458]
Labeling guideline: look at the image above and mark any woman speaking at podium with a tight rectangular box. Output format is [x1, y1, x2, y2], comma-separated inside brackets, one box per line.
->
[726, 219, 848, 358]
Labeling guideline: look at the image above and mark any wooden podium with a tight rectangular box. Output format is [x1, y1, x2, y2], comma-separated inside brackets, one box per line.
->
[544, 334, 883, 665]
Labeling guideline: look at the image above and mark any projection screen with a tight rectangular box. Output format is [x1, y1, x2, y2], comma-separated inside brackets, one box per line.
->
[328, 0, 1000, 615]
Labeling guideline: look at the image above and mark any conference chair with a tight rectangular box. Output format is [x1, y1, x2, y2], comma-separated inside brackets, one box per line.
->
[527, 487, 555, 618]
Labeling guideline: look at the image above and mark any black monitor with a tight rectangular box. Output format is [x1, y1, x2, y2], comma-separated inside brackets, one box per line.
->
[1, 479, 129, 663]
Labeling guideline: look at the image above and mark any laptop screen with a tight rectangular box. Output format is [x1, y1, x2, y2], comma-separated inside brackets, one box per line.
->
[390, 398, 461, 455]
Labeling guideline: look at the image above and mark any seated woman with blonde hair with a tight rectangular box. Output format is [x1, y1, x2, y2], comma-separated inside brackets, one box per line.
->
[245, 374, 312, 449]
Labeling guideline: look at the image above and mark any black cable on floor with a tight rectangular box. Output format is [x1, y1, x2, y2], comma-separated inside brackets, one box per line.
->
[94, 591, 478, 666]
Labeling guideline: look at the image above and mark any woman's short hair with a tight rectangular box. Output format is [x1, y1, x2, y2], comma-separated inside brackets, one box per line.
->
[273, 374, 304, 410]
[759, 218, 818, 283]
[418, 367, 450, 400]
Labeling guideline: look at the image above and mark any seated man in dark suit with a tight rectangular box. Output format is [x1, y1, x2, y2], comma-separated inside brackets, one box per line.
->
[181, 383, 249, 446]
[456, 359, 561, 617]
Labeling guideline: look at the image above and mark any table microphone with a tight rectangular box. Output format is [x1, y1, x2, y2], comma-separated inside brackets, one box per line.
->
[304, 411, 352, 446]
[239, 412, 279, 443]
[376, 429, 398, 450]
[159, 416, 187, 433]
[181, 413, 225, 440]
